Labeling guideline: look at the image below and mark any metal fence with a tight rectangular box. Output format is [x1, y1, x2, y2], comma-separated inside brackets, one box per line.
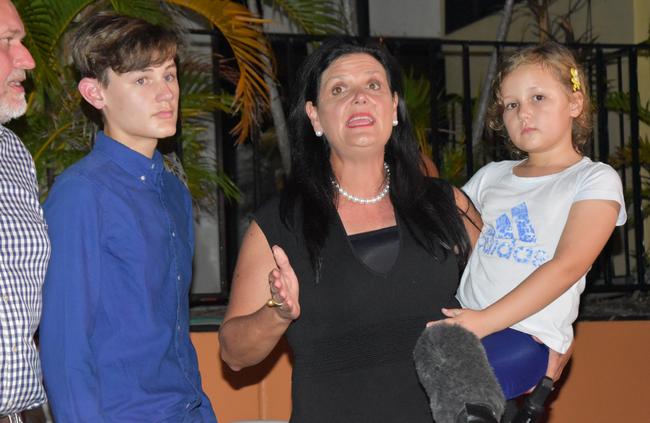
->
[209, 33, 649, 294]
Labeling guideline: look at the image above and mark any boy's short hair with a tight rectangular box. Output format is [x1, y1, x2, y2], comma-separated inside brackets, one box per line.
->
[71, 12, 179, 86]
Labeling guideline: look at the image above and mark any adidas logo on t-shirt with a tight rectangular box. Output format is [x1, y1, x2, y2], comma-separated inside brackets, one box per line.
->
[477, 202, 550, 267]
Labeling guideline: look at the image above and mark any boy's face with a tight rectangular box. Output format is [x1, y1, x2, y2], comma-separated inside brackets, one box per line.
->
[90, 58, 179, 153]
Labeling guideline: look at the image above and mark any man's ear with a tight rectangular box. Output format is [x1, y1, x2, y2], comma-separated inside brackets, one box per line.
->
[78, 78, 105, 110]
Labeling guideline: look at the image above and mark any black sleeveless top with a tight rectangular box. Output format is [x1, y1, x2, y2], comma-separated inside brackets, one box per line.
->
[254, 179, 462, 423]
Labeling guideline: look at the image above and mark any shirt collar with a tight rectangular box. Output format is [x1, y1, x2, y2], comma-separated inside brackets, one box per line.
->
[0, 124, 21, 144]
[93, 131, 164, 185]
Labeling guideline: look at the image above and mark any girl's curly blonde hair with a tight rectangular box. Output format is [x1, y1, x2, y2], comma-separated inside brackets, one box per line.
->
[487, 41, 593, 156]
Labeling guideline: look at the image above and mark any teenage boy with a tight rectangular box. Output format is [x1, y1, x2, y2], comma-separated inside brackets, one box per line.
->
[39, 13, 217, 422]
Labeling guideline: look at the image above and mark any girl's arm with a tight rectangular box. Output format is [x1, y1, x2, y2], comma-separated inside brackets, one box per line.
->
[219, 222, 300, 371]
[442, 198, 620, 340]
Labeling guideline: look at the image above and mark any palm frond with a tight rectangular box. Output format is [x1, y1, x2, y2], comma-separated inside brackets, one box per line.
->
[439, 141, 468, 186]
[610, 135, 650, 221]
[606, 92, 650, 126]
[168, 0, 274, 144]
[179, 55, 236, 118]
[9, 64, 94, 197]
[13, 0, 255, 204]
[265, 0, 347, 34]
[16, 0, 95, 104]
[177, 54, 240, 204]
[402, 71, 432, 155]
[180, 124, 241, 205]
[109, 0, 172, 24]
[182, 93, 234, 119]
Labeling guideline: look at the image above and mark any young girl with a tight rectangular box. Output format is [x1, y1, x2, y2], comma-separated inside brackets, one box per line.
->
[442, 41, 627, 399]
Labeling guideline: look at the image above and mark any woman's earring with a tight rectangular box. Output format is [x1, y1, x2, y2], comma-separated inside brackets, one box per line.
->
[392, 119, 398, 127]
[315, 130, 323, 137]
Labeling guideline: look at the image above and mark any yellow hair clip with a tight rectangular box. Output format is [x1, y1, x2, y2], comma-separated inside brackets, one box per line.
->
[570, 68, 581, 92]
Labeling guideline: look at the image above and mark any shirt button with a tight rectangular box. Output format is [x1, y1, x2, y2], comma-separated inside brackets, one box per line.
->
[140, 175, 146, 182]
[151, 164, 155, 169]
[12, 344, 17, 353]
[177, 325, 181, 331]
[171, 231, 176, 237]
[3, 295, 8, 303]
[177, 275, 181, 281]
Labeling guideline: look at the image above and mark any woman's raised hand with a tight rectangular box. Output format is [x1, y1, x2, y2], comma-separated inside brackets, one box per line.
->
[268, 245, 301, 321]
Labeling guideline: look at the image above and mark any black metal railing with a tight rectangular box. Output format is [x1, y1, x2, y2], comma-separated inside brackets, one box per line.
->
[205, 32, 649, 294]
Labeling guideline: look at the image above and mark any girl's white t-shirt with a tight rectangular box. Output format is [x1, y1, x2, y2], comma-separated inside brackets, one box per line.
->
[457, 157, 626, 353]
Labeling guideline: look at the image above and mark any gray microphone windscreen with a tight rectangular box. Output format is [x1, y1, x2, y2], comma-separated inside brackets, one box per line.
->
[413, 324, 506, 423]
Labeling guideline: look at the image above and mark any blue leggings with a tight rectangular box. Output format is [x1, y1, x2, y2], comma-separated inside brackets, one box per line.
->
[481, 328, 549, 399]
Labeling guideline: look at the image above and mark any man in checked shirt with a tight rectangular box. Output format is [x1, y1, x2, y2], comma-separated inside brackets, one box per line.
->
[0, 1, 50, 422]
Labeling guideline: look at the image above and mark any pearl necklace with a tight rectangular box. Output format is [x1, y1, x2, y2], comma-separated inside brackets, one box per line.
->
[332, 163, 390, 205]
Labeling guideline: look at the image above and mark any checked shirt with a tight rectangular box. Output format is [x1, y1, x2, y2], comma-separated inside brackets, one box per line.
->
[0, 124, 50, 414]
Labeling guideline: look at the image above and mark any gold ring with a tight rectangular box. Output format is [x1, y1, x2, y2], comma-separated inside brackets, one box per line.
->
[266, 298, 284, 308]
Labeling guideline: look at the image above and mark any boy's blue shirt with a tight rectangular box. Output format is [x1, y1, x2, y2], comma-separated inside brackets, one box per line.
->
[40, 131, 216, 422]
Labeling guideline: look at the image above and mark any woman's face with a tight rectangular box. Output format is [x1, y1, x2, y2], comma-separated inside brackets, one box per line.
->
[305, 53, 398, 160]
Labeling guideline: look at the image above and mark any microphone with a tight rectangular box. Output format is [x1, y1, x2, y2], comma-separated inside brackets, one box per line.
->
[510, 376, 554, 423]
[413, 323, 506, 423]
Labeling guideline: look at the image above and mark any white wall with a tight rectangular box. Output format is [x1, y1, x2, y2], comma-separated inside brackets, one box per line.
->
[369, 0, 443, 37]
[260, 0, 444, 38]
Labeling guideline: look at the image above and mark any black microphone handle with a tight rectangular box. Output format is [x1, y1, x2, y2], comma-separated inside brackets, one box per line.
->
[507, 377, 554, 423]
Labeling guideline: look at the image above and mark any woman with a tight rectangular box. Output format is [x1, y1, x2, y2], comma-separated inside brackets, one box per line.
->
[219, 40, 480, 422]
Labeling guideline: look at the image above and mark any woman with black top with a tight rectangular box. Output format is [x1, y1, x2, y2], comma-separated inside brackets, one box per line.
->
[219, 40, 480, 422]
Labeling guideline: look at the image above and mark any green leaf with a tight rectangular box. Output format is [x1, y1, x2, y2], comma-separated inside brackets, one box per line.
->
[265, 0, 347, 34]
[109, 0, 172, 24]
[606, 92, 650, 126]
[11, 0, 261, 206]
[16, 0, 94, 104]
[402, 71, 432, 155]
[168, 0, 275, 144]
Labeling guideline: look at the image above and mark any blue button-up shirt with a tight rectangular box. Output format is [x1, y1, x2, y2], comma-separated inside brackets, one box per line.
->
[40, 132, 216, 422]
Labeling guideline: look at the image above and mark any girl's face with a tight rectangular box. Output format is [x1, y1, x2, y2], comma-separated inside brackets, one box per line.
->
[500, 63, 583, 157]
[305, 53, 398, 162]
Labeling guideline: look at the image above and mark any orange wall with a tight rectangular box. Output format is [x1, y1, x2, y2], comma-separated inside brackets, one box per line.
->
[191, 320, 650, 423]
[545, 321, 650, 423]
[193, 333, 292, 422]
